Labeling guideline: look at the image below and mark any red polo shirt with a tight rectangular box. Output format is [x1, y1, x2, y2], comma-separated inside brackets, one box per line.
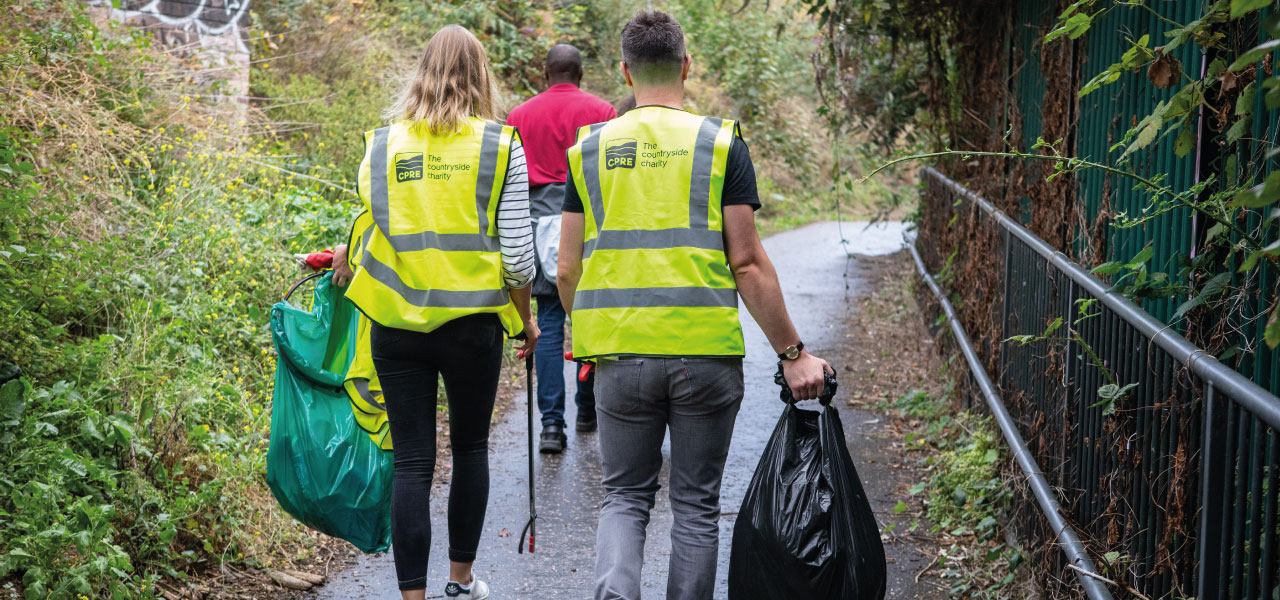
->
[506, 83, 617, 186]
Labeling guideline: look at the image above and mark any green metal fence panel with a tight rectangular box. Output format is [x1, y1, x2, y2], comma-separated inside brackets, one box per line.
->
[1074, 1, 1202, 324]
[923, 167, 1280, 600]
[993, 2, 1280, 597]
[1012, 0, 1051, 224]
[1013, 0, 1049, 150]
[1241, 7, 1280, 397]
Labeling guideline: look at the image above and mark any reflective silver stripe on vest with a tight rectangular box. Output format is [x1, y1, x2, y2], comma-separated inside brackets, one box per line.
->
[688, 117, 722, 230]
[370, 124, 501, 254]
[356, 225, 375, 262]
[579, 118, 725, 257]
[474, 121, 503, 239]
[395, 231, 496, 252]
[350, 379, 386, 411]
[580, 123, 607, 233]
[574, 287, 738, 310]
[360, 250, 510, 308]
[582, 227, 724, 258]
[370, 126, 391, 236]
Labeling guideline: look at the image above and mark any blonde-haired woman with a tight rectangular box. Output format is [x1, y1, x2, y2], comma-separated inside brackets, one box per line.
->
[333, 25, 538, 600]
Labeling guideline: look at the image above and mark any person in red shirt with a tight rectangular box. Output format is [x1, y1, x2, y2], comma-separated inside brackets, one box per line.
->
[506, 44, 616, 454]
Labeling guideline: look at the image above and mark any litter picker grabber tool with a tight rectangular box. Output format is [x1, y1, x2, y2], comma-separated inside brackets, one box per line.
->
[517, 344, 537, 554]
[564, 351, 595, 382]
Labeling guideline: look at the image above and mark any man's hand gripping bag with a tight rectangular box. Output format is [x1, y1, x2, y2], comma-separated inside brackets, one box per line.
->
[728, 366, 887, 599]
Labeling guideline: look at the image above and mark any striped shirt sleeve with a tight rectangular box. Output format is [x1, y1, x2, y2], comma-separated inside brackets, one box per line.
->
[498, 139, 536, 289]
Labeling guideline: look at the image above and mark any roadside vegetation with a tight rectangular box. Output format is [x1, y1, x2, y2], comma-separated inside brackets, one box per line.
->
[841, 253, 1033, 598]
[0, 0, 907, 596]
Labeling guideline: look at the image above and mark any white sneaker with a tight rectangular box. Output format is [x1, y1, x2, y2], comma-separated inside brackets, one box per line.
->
[444, 579, 489, 599]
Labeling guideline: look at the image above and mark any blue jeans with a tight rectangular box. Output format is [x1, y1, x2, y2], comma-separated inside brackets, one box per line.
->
[535, 295, 596, 427]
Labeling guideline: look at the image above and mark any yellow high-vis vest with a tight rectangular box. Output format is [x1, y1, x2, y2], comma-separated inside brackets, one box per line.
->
[566, 106, 744, 359]
[344, 117, 524, 339]
[342, 210, 391, 450]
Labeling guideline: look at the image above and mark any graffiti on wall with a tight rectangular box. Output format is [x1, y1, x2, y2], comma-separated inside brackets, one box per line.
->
[87, 0, 251, 53]
[85, 0, 251, 100]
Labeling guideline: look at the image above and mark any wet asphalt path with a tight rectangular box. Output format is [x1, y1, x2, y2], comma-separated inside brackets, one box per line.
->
[311, 221, 935, 599]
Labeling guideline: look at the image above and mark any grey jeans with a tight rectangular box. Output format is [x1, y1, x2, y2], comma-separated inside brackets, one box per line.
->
[593, 357, 745, 600]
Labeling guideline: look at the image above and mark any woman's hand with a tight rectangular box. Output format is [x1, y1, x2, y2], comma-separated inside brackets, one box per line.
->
[332, 244, 353, 286]
[515, 318, 540, 359]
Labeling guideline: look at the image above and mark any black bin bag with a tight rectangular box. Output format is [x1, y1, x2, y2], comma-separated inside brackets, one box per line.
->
[728, 366, 887, 600]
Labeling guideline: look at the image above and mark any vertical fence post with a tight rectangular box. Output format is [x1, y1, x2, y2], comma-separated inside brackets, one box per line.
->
[1060, 277, 1074, 496]
[1000, 226, 1011, 413]
[1198, 382, 1227, 599]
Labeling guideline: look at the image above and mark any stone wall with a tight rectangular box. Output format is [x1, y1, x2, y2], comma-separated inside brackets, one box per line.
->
[86, 0, 251, 100]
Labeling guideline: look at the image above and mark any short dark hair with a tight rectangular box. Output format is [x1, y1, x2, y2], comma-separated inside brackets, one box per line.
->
[620, 11, 685, 83]
[545, 44, 583, 78]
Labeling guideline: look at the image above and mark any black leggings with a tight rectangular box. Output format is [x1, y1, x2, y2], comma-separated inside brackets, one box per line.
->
[371, 314, 503, 591]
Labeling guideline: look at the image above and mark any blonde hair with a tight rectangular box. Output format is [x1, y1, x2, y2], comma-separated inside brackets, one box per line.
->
[385, 25, 500, 135]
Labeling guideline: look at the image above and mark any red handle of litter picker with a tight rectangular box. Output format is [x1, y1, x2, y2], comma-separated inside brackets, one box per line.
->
[565, 352, 595, 381]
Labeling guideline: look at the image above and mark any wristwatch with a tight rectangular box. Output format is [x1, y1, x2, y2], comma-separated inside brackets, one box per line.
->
[778, 341, 804, 361]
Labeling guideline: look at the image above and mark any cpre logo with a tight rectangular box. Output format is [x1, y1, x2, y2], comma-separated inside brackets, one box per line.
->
[604, 138, 637, 170]
[395, 152, 423, 182]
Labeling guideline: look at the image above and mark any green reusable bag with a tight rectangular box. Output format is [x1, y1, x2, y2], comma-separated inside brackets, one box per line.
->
[266, 271, 393, 553]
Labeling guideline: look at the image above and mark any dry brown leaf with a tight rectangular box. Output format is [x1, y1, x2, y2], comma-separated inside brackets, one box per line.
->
[1147, 52, 1180, 89]
[1221, 70, 1239, 95]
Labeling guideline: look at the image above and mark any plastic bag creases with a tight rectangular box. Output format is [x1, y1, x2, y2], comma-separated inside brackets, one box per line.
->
[266, 272, 393, 553]
[728, 369, 886, 599]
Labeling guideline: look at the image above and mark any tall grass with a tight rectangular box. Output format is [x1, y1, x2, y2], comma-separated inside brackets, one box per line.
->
[1, 3, 354, 596]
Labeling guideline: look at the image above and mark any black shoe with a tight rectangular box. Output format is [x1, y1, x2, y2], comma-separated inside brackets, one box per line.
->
[539, 424, 567, 454]
[575, 409, 597, 433]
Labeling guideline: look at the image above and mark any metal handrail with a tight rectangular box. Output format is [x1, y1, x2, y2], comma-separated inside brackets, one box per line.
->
[920, 166, 1280, 598]
[909, 242, 1116, 600]
[922, 167, 1280, 428]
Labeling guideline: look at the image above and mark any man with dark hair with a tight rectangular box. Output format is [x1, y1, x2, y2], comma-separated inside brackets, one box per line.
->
[558, 10, 833, 600]
[507, 44, 617, 454]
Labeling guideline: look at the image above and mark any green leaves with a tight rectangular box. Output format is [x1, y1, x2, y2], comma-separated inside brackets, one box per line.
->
[1226, 115, 1252, 143]
[1229, 0, 1273, 19]
[1047, 12, 1096, 43]
[1047, 0, 1101, 43]
[1121, 112, 1163, 160]
[1081, 35, 1155, 97]
[1263, 76, 1280, 110]
[1232, 171, 1280, 209]
[1097, 382, 1138, 401]
[1239, 239, 1280, 273]
[1173, 272, 1232, 320]
[1266, 306, 1280, 349]
[0, 379, 27, 446]
[1228, 39, 1280, 71]
[0, 380, 26, 423]
[1127, 245, 1155, 268]
[1173, 123, 1197, 157]
[1094, 382, 1139, 416]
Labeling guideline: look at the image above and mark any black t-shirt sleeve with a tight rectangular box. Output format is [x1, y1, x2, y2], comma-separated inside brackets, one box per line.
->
[563, 173, 585, 213]
[722, 136, 761, 210]
[561, 134, 761, 213]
